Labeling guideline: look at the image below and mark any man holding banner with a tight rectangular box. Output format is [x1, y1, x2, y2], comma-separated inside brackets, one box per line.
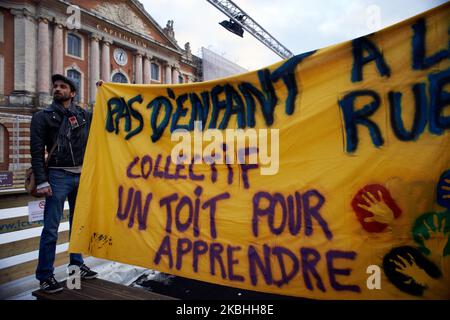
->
[30, 74, 98, 293]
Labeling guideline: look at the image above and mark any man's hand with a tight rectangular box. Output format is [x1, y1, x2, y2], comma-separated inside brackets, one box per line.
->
[96, 80, 104, 87]
[37, 186, 52, 197]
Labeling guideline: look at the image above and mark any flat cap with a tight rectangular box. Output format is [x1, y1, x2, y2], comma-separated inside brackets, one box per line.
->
[51, 74, 77, 92]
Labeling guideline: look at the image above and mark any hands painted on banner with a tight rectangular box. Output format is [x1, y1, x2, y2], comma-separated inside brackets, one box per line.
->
[391, 253, 429, 287]
[389, 250, 450, 298]
[379, 171, 450, 297]
[357, 190, 395, 226]
[437, 170, 450, 209]
[352, 184, 401, 233]
[383, 246, 444, 297]
[419, 216, 448, 257]
[440, 179, 450, 197]
[413, 212, 450, 258]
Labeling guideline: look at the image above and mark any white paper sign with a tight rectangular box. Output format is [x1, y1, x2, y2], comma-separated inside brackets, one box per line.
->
[28, 200, 46, 222]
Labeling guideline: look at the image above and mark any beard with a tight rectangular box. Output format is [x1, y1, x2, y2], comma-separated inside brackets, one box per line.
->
[53, 92, 72, 103]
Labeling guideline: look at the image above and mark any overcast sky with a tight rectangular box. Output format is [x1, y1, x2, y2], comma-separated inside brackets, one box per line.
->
[140, 0, 447, 71]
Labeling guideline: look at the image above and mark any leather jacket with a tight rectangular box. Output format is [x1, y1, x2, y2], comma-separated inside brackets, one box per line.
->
[30, 102, 92, 185]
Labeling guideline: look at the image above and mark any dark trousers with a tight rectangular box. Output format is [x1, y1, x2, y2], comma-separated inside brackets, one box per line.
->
[36, 169, 84, 281]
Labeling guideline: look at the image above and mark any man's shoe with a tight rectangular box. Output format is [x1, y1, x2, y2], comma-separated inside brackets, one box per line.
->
[80, 264, 98, 279]
[40, 275, 63, 293]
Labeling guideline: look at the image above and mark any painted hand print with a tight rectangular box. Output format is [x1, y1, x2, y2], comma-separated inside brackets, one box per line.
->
[391, 253, 430, 287]
[352, 184, 402, 233]
[437, 170, 450, 209]
[413, 211, 450, 257]
[383, 246, 441, 297]
[88, 233, 113, 252]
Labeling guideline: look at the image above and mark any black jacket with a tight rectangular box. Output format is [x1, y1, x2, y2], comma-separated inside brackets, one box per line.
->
[30, 102, 92, 185]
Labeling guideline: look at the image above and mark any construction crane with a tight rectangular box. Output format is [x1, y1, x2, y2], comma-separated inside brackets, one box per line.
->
[206, 0, 294, 59]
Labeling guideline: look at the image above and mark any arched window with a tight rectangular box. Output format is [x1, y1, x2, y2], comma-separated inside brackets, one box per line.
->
[67, 34, 82, 57]
[151, 63, 160, 81]
[67, 69, 81, 103]
[112, 72, 128, 83]
[0, 124, 9, 171]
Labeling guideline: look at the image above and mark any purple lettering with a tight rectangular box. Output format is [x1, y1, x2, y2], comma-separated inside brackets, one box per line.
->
[159, 193, 179, 233]
[238, 147, 259, 189]
[140, 155, 153, 179]
[153, 154, 164, 178]
[127, 190, 152, 230]
[116, 186, 134, 221]
[154, 235, 173, 268]
[193, 186, 202, 237]
[300, 247, 325, 292]
[176, 238, 192, 270]
[288, 193, 302, 235]
[201, 192, 230, 239]
[240, 164, 258, 189]
[209, 243, 226, 279]
[272, 246, 299, 287]
[189, 162, 205, 181]
[164, 155, 177, 179]
[175, 196, 193, 232]
[270, 193, 287, 235]
[248, 244, 272, 286]
[210, 163, 218, 183]
[303, 190, 332, 240]
[126, 156, 141, 178]
[174, 163, 187, 180]
[252, 191, 273, 237]
[193, 240, 208, 272]
[227, 245, 244, 282]
[326, 250, 360, 292]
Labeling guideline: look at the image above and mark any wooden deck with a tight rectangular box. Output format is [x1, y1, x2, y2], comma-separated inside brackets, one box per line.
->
[32, 278, 177, 300]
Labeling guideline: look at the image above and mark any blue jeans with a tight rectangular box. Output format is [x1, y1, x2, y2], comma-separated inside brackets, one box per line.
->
[36, 169, 84, 281]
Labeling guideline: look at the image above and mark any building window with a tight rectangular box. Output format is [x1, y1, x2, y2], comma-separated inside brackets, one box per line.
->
[112, 72, 128, 83]
[67, 33, 82, 58]
[67, 69, 81, 103]
[151, 63, 160, 81]
[178, 74, 184, 83]
[0, 124, 9, 171]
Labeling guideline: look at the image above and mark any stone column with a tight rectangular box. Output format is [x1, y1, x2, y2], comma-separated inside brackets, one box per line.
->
[52, 22, 64, 75]
[101, 37, 112, 81]
[0, 55, 4, 95]
[143, 54, 151, 84]
[165, 64, 172, 84]
[37, 17, 50, 96]
[89, 33, 100, 104]
[172, 66, 179, 84]
[11, 8, 36, 103]
[134, 52, 143, 84]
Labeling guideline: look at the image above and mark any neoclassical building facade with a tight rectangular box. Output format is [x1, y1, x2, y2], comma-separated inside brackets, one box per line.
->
[0, 0, 202, 190]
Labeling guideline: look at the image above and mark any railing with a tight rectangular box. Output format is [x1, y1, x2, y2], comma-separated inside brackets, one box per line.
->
[0, 192, 70, 285]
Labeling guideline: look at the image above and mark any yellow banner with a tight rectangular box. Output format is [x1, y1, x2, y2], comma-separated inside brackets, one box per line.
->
[70, 3, 450, 299]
